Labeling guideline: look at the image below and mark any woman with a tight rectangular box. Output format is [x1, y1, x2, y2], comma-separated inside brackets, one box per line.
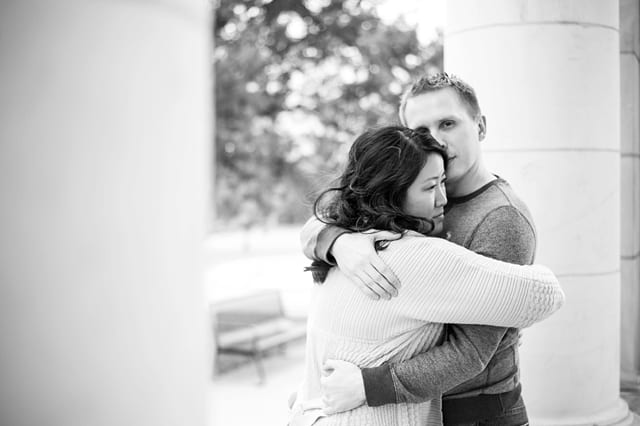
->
[290, 126, 563, 426]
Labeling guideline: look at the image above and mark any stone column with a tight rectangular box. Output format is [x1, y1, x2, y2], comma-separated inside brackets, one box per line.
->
[620, 0, 640, 392]
[0, 1, 212, 426]
[445, 0, 631, 424]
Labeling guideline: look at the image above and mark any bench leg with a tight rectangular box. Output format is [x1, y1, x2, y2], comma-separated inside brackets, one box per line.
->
[277, 342, 287, 355]
[253, 351, 266, 385]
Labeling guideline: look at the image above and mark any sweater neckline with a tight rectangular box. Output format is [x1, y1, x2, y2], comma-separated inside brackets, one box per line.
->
[447, 176, 504, 206]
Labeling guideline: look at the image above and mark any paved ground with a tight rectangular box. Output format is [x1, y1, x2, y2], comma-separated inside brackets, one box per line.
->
[211, 341, 306, 425]
[206, 227, 310, 426]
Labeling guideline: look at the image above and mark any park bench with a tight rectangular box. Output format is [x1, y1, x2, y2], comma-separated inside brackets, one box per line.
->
[211, 289, 307, 383]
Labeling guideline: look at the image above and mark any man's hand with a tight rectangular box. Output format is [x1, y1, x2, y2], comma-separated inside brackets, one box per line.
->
[331, 230, 401, 300]
[320, 359, 366, 415]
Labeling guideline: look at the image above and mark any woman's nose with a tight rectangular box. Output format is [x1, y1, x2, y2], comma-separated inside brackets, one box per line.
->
[436, 185, 447, 206]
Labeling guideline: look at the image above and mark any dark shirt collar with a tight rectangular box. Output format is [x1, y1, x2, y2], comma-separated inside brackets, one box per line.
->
[446, 175, 504, 208]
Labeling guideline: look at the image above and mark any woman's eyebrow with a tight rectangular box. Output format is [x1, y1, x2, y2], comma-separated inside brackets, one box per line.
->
[422, 175, 440, 183]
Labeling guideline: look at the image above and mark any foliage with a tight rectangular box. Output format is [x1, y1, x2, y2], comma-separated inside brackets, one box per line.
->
[214, 0, 442, 229]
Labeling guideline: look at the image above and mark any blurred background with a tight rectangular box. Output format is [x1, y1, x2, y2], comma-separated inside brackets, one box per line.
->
[212, 0, 443, 230]
[1, 1, 639, 426]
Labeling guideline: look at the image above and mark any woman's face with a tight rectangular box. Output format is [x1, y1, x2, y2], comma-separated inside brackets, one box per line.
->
[402, 153, 447, 234]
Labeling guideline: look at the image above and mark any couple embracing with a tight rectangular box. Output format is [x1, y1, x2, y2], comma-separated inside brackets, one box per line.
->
[290, 73, 564, 426]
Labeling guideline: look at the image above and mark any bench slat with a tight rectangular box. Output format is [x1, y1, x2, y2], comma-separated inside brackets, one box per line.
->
[217, 318, 306, 348]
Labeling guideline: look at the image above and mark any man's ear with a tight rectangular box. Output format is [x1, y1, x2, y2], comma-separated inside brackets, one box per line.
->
[478, 115, 487, 141]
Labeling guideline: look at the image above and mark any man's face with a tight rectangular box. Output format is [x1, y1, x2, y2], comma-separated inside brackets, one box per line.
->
[403, 87, 485, 186]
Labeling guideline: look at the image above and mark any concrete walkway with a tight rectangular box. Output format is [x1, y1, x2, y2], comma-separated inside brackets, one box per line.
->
[211, 341, 305, 425]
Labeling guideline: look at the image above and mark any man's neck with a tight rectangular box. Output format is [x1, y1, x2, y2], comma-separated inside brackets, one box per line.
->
[446, 166, 496, 198]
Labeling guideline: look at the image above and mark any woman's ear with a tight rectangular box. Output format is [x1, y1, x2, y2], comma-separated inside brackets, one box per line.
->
[478, 115, 487, 141]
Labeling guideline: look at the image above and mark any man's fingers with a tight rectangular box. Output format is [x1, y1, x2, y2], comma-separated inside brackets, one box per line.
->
[321, 397, 337, 415]
[323, 359, 340, 370]
[349, 273, 381, 300]
[322, 359, 342, 373]
[370, 257, 401, 293]
[363, 268, 394, 299]
[324, 359, 350, 370]
[372, 230, 402, 241]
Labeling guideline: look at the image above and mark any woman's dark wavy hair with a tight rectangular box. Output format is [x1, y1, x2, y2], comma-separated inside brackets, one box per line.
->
[306, 125, 448, 283]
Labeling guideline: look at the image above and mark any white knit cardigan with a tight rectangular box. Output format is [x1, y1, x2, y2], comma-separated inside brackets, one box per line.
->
[290, 232, 564, 426]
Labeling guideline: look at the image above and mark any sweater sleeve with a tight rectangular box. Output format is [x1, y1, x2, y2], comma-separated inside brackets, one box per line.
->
[382, 236, 564, 328]
[363, 324, 504, 405]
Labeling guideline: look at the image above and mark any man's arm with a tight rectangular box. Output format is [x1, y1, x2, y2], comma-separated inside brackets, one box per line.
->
[361, 206, 536, 405]
[300, 217, 401, 299]
[300, 216, 350, 263]
[364, 325, 505, 404]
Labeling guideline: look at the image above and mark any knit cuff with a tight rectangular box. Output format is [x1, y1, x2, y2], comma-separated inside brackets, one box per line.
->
[362, 364, 396, 407]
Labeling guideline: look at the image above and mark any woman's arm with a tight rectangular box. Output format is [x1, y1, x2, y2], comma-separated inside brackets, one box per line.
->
[384, 235, 564, 328]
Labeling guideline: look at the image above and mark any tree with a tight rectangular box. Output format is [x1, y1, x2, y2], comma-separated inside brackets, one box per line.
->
[214, 0, 442, 229]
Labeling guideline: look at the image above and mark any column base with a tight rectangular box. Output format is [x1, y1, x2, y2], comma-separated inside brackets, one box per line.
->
[533, 399, 633, 426]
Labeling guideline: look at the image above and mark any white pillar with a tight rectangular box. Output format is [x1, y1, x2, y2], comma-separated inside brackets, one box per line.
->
[0, 1, 212, 426]
[445, 1, 631, 424]
[620, 0, 640, 391]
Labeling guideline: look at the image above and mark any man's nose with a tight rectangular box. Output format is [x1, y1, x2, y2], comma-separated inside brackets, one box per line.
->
[431, 133, 448, 150]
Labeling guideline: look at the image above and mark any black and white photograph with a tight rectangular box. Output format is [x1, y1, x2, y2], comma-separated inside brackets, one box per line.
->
[1, 1, 639, 425]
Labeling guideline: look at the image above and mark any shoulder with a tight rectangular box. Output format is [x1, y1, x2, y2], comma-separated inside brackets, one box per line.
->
[469, 206, 537, 264]
[478, 205, 534, 235]
[474, 179, 536, 236]
[490, 179, 535, 222]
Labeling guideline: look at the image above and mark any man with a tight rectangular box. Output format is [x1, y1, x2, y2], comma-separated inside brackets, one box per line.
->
[300, 73, 536, 425]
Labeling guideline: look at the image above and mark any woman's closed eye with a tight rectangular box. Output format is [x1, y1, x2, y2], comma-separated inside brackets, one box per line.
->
[424, 177, 446, 191]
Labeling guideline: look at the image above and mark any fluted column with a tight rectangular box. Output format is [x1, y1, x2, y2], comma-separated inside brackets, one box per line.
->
[445, 1, 631, 424]
[0, 1, 212, 425]
[620, 0, 640, 392]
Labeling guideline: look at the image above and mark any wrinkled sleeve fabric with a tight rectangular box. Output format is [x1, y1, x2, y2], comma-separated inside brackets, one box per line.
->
[363, 208, 539, 405]
[378, 237, 560, 327]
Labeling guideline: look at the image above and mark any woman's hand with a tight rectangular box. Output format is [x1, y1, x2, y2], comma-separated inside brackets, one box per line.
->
[331, 230, 402, 300]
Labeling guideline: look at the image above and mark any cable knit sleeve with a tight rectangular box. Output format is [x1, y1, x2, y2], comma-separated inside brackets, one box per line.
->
[381, 235, 564, 328]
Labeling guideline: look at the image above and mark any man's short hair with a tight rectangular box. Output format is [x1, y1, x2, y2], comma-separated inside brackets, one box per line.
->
[399, 73, 482, 125]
